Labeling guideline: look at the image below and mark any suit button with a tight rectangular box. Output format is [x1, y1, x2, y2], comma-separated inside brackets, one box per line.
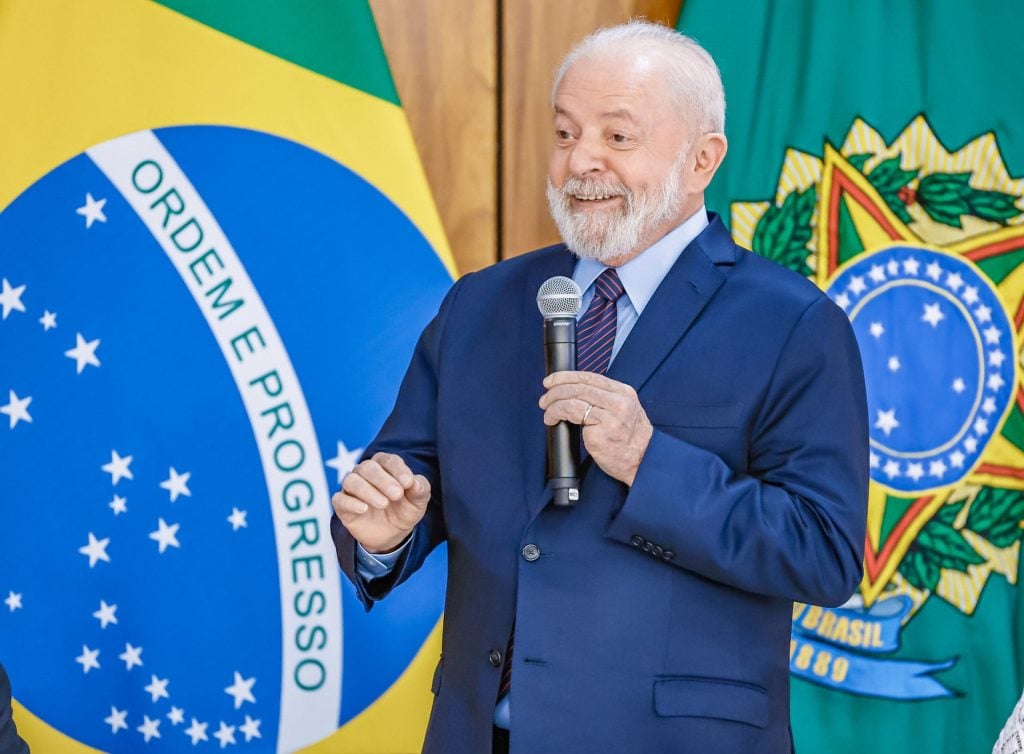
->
[521, 544, 541, 562]
[630, 535, 644, 548]
[651, 544, 664, 558]
[662, 550, 675, 561]
[488, 649, 503, 667]
[643, 541, 655, 553]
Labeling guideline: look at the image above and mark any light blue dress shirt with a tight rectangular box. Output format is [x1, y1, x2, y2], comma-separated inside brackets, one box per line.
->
[354, 206, 710, 729]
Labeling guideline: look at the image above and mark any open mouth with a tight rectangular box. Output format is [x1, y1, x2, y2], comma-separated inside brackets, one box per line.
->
[571, 193, 622, 207]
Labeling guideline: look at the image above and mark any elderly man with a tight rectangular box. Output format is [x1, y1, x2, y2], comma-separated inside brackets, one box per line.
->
[331, 20, 868, 754]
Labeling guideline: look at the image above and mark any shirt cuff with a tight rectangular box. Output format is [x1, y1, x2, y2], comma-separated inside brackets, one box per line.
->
[355, 537, 411, 580]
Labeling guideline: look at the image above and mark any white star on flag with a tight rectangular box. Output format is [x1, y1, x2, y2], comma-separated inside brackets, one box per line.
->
[102, 450, 134, 485]
[185, 718, 209, 745]
[974, 418, 990, 435]
[214, 721, 237, 748]
[869, 322, 885, 339]
[886, 259, 900, 275]
[0, 278, 26, 320]
[240, 716, 262, 742]
[961, 285, 980, 305]
[834, 292, 851, 309]
[325, 440, 363, 485]
[93, 600, 118, 628]
[903, 257, 921, 275]
[76, 645, 100, 673]
[988, 374, 1006, 391]
[79, 532, 111, 567]
[5, 591, 22, 612]
[167, 706, 185, 725]
[76, 193, 107, 229]
[922, 302, 945, 327]
[869, 451, 880, 469]
[137, 715, 161, 743]
[224, 671, 256, 709]
[883, 460, 901, 479]
[227, 508, 248, 531]
[119, 642, 143, 670]
[0, 390, 32, 429]
[976, 304, 993, 323]
[104, 706, 128, 734]
[888, 356, 901, 372]
[983, 397, 997, 414]
[848, 275, 867, 295]
[984, 326, 1002, 344]
[945, 272, 964, 291]
[875, 409, 900, 436]
[926, 261, 943, 281]
[109, 494, 128, 515]
[990, 350, 1007, 367]
[929, 460, 947, 478]
[39, 310, 57, 330]
[868, 264, 886, 283]
[950, 450, 966, 468]
[149, 518, 181, 554]
[160, 467, 192, 502]
[906, 463, 925, 482]
[952, 378, 966, 394]
[144, 674, 170, 702]
[965, 437, 979, 453]
[65, 332, 101, 374]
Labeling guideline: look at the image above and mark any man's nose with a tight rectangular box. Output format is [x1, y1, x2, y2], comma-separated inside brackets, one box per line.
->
[567, 135, 606, 176]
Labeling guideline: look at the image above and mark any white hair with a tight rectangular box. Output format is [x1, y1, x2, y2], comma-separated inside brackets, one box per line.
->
[552, 20, 726, 134]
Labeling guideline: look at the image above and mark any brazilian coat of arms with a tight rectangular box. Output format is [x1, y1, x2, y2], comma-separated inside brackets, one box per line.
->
[735, 116, 1024, 700]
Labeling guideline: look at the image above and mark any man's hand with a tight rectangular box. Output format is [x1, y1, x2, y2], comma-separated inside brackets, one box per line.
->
[331, 452, 431, 554]
[540, 371, 653, 486]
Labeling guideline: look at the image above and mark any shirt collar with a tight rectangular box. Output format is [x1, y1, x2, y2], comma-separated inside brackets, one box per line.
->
[572, 205, 709, 315]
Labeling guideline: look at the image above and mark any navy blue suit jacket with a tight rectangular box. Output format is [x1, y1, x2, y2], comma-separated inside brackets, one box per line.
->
[331, 215, 869, 753]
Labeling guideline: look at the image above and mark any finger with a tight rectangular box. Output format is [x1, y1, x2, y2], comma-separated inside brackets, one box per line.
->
[356, 459, 406, 502]
[543, 370, 622, 391]
[406, 475, 432, 506]
[539, 382, 621, 410]
[331, 490, 369, 517]
[342, 470, 391, 509]
[543, 398, 594, 426]
[375, 453, 415, 488]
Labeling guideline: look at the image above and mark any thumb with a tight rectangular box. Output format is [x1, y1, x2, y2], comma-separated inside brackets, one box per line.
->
[407, 475, 431, 507]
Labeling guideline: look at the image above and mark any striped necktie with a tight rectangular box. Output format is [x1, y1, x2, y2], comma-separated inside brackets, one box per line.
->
[497, 268, 627, 702]
[576, 268, 626, 375]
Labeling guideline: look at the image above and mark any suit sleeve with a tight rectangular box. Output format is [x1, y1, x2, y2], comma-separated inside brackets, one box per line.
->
[605, 296, 869, 607]
[330, 275, 469, 611]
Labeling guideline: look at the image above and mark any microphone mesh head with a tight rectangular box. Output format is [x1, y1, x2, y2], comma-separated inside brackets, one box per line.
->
[537, 276, 582, 319]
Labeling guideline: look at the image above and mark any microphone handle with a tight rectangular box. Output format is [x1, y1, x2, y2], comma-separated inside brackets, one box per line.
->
[544, 317, 581, 506]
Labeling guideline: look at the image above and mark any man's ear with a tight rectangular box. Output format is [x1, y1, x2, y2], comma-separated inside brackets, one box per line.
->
[689, 133, 728, 192]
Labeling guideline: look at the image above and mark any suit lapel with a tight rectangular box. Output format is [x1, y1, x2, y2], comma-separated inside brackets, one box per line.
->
[520, 247, 576, 519]
[606, 216, 734, 392]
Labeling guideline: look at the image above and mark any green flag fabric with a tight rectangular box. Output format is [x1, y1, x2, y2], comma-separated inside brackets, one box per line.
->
[678, 2, 1024, 752]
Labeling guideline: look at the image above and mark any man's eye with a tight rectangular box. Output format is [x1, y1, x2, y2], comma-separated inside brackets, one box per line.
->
[611, 133, 628, 143]
[556, 130, 573, 140]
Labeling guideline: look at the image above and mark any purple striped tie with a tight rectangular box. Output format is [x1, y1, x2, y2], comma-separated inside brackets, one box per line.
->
[576, 268, 626, 375]
[497, 269, 626, 702]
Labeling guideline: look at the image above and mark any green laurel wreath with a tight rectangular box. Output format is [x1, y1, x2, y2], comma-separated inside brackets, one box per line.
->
[898, 487, 1024, 591]
[750, 186, 815, 276]
[848, 153, 1021, 229]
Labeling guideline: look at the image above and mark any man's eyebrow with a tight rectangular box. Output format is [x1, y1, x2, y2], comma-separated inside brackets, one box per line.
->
[600, 108, 636, 122]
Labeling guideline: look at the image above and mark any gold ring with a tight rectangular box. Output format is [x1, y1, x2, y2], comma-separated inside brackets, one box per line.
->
[582, 403, 594, 425]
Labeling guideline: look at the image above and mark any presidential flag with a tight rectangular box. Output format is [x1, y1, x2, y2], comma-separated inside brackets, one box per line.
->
[0, 2, 452, 752]
[679, 2, 1024, 752]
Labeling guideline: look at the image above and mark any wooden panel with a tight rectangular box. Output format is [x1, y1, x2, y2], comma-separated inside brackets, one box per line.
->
[501, 0, 683, 258]
[371, 0, 497, 274]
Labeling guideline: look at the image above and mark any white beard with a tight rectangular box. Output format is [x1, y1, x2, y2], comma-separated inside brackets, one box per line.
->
[546, 155, 685, 263]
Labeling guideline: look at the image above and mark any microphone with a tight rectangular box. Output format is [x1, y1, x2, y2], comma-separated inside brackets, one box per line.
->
[537, 276, 583, 507]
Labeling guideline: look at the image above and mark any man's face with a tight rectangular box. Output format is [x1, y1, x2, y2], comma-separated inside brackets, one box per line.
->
[547, 54, 696, 265]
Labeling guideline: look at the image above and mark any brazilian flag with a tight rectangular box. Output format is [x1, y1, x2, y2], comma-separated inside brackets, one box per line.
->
[679, 2, 1024, 752]
[0, 2, 451, 752]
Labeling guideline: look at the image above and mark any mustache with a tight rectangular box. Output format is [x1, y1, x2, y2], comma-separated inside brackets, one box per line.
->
[556, 176, 632, 202]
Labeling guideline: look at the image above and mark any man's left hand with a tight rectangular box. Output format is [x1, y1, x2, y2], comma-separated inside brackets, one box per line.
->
[540, 371, 653, 486]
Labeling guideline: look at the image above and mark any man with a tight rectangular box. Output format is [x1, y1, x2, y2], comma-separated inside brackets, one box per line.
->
[0, 662, 29, 754]
[331, 20, 868, 754]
